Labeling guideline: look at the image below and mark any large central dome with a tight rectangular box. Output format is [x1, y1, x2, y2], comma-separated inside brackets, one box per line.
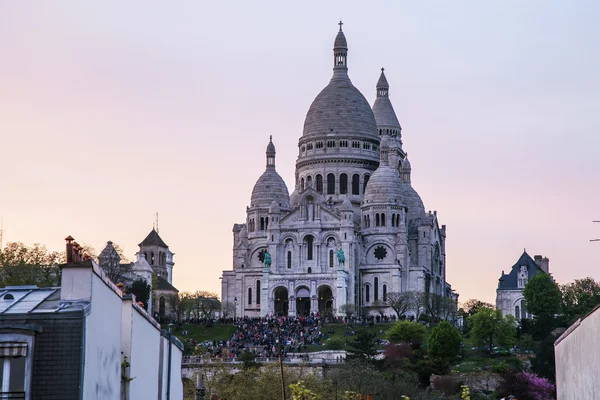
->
[302, 79, 378, 140]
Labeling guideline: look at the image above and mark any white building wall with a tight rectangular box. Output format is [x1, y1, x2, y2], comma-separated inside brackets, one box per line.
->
[555, 306, 600, 400]
[160, 336, 184, 400]
[129, 308, 161, 400]
[83, 274, 123, 400]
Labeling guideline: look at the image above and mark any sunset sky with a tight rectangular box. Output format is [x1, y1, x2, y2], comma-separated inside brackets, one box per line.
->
[1, 1, 598, 304]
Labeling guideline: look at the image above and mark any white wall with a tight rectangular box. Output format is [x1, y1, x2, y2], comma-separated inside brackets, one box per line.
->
[83, 274, 123, 400]
[129, 307, 161, 399]
[555, 306, 600, 400]
[160, 336, 184, 400]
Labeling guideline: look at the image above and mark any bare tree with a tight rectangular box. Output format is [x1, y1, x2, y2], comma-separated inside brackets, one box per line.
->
[191, 291, 221, 321]
[339, 303, 356, 319]
[383, 292, 409, 319]
[221, 301, 235, 319]
[408, 291, 425, 321]
[370, 300, 387, 319]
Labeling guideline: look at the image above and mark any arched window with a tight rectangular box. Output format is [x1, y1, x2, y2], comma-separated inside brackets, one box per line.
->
[374, 277, 379, 301]
[375, 214, 380, 227]
[301, 178, 305, 190]
[367, 215, 371, 228]
[352, 174, 360, 195]
[381, 213, 386, 227]
[339, 173, 348, 194]
[365, 284, 370, 303]
[144, 252, 148, 261]
[515, 305, 520, 319]
[150, 252, 155, 264]
[363, 174, 370, 193]
[260, 217, 265, 231]
[256, 280, 261, 305]
[306, 236, 314, 260]
[159, 296, 166, 318]
[248, 288, 252, 305]
[327, 173, 336, 195]
[287, 251, 292, 268]
[383, 284, 387, 302]
[316, 174, 323, 193]
[329, 249, 334, 268]
[3, 294, 14, 300]
[308, 267, 312, 274]
[265, 217, 269, 230]
[307, 175, 312, 188]
[521, 299, 527, 319]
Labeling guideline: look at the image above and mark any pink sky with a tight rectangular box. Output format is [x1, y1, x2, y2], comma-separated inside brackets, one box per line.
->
[1, 2, 599, 304]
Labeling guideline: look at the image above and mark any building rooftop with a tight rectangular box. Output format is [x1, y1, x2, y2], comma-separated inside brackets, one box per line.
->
[138, 229, 169, 248]
[0, 286, 87, 314]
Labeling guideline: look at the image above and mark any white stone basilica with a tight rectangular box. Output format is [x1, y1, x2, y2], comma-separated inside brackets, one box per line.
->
[221, 24, 455, 318]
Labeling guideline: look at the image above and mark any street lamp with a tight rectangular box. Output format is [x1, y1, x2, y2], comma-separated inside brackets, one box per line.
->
[234, 297, 238, 321]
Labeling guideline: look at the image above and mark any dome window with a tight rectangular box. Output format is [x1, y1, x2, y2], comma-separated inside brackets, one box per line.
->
[352, 174, 360, 195]
[327, 174, 336, 195]
[327, 140, 336, 148]
[363, 143, 371, 150]
[340, 140, 348, 148]
[307, 143, 313, 150]
[339, 174, 348, 194]
[316, 142, 323, 149]
[316, 175, 323, 193]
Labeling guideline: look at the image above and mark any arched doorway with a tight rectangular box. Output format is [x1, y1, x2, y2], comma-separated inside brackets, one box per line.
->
[318, 286, 333, 315]
[274, 287, 289, 316]
[296, 287, 311, 316]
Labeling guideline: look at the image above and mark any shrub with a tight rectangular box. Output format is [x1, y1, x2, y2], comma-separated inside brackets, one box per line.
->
[325, 338, 345, 350]
[496, 371, 556, 400]
[431, 375, 461, 396]
[386, 321, 426, 347]
[428, 321, 461, 360]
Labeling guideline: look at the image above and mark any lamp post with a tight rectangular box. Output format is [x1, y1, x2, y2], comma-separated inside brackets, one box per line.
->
[167, 323, 173, 400]
[234, 297, 238, 322]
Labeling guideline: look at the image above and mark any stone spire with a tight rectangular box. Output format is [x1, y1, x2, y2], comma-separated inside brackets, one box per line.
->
[379, 135, 390, 166]
[332, 21, 348, 79]
[376, 68, 389, 98]
[266, 135, 276, 168]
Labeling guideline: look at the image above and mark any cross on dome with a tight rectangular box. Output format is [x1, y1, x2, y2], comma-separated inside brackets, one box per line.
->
[338, 20, 343, 31]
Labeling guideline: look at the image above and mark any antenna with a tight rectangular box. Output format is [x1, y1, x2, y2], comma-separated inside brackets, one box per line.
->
[592, 221, 600, 242]
[156, 212, 159, 233]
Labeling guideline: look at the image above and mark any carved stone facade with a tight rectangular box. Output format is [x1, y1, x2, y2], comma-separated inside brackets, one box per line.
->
[221, 24, 454, 318]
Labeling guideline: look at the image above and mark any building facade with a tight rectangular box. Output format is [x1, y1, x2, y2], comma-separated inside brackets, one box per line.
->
[221, 24, 454, 318]
[496, 250, 550, 319]
[0, 238, 183, 400]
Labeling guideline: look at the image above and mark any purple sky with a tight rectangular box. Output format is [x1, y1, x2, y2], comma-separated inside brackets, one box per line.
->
[1, 2, 599, 303]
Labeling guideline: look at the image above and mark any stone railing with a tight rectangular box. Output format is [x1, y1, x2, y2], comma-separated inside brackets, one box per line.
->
[183, 350, 346, 366]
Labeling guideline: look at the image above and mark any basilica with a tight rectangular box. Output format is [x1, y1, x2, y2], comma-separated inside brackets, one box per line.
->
[221, 24, 455, 318]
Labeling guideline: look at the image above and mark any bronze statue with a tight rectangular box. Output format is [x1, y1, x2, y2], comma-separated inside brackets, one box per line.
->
[263, 250, 272, 268]
[336, 248, 345, 267]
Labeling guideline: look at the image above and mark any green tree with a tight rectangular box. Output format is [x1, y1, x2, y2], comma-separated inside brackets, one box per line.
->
[0, 242, 64, 287]
[522, 273, 562, 317]
[428, 321, 461, 360]
[386, 321, 426, 347]
[561, 277, 600, 321]
[346, 329, 378, 361]
[127, 279, 151, 309]
[462, 298, 495, 315]
[469, 307, 516, 352]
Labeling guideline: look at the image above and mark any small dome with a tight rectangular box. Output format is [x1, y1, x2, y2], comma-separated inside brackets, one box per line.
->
[250, 169, 290, 209]
[269, 200, 280, 213]
[334, 30, 347, 49]
[266, 135, 275, 154]
[341, 197, 353, 212]
[132, 253, 152, 274]
[404, 184, 425, 220]
[401, 157, 411, 171]
[363, 167, 404, 204]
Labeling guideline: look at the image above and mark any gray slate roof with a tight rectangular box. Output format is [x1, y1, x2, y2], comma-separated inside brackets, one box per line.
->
[139, 229, 169, 248]
[0, 286, 86, 314]
[497, 251, 544, 290]
[156, 276, 178, 292]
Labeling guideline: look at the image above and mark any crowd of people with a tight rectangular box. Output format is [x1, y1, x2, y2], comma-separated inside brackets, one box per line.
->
[190, 315, 325, 359]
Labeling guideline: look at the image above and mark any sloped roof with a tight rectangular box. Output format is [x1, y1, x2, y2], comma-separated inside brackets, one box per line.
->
[497, 251, 545, 290]
[156, 276, 178, 292]
[138, 229, 168, 248]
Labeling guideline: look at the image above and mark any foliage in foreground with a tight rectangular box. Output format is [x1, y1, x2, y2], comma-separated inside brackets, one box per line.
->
[386, 321, 426, 347]
[428, 321, 461, 360]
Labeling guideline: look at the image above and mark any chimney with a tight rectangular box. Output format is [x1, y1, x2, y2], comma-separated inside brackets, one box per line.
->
[65, 236, 75, 263]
